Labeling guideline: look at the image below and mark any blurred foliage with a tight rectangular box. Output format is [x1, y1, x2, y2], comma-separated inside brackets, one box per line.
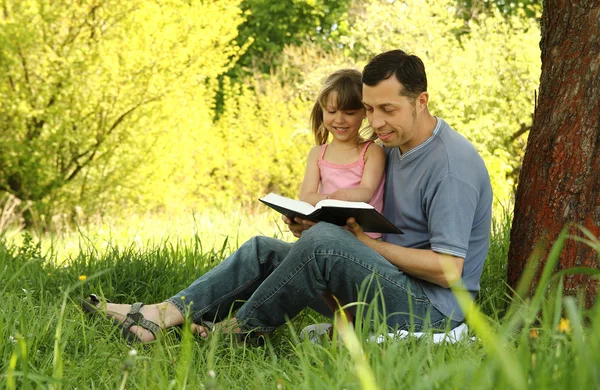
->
[236, 0, 351, 72]
[0, 0, 244, 227]
[457, 0, 542, 20]
[338, 0, 541, 204]
[0, 0, 541, 230]
[213, 0, 351, 117]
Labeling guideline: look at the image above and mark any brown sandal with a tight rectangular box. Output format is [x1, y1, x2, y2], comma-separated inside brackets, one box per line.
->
[79, 294, 161, 343]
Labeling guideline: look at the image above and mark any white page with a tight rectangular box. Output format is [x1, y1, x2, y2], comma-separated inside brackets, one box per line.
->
[261, 193, 316, 215]
[315, 199, 373, 209]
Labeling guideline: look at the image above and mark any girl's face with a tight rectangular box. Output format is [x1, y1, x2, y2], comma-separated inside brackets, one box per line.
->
[322, 92, 366, 144]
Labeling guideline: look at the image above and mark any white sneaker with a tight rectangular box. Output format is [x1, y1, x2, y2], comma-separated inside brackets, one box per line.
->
[299, 323, 333, 344]
[300, 322, 472, 345]
[368, 323, 471, 344]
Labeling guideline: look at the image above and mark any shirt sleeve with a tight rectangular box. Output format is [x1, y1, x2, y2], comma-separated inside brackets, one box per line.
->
[425, 173, 479, 258]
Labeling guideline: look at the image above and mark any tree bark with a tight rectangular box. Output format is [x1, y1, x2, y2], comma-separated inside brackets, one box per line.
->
[508, 0, 600, 306]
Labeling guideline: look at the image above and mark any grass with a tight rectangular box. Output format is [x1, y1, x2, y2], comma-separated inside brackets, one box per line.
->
[2, 207, 297, 264]
[1, 212, 599, 389]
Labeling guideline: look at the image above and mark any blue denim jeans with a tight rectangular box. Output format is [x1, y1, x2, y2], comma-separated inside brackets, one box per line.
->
[166, 223, 458, 332]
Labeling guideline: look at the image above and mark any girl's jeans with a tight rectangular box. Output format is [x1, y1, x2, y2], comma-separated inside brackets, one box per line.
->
[166, 222, 458, 332]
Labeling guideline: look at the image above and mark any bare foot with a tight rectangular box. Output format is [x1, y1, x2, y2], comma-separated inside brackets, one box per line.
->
[100, 302, 185, 342]
[95, 300, 245, 342]
[212, 317, 244, 334]
[187, 317, 243, 339]
[190, 323, 212, 338]
[205, 317, 268, 343]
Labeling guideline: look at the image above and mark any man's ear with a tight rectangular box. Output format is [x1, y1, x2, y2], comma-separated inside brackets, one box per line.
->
[417, 91, 429, 109]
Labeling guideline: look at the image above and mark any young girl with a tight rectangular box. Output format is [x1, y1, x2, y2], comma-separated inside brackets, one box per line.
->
[298, 69, 386, 326]
[299, 69, 385, 240]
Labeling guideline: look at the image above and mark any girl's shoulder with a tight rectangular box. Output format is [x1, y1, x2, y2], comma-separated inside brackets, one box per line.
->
[360, 140, 384, 153]
[307, 144, 325, 160]
[361, 141, 385, 162]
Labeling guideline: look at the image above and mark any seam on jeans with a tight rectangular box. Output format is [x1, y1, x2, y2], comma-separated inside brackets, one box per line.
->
[189, 240, 284, 325]
[165, 297, 186, 317]
[429, 317, 448, 328]
[314, 249, 429, 304]
[385, 310, 450, 332]
[241, 250, 431, 327]
[241, 325, 276, 333]
[182, 275, 262, 323]
[261, 240, 285, 268]
[240, 253, 323, 324]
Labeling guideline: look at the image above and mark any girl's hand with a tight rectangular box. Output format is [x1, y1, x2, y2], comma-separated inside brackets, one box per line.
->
[326, 190, 350, 201]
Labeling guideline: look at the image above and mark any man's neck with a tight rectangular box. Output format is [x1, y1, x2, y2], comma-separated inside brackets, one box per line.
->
[399, 110, 437, 154]
[419, 111, 437, 138]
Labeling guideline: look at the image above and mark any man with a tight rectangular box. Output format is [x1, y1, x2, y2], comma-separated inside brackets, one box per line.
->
[83, 50, 492, 342]
[291, 49, 492, 328]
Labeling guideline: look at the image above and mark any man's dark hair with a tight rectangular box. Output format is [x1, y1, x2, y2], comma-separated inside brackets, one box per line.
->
[362, 50, 427, 101]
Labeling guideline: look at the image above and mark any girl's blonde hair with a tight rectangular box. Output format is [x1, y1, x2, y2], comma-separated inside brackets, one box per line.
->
[310, 69, 374, 145]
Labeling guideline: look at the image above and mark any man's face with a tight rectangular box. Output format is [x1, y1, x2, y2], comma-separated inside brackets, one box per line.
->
[362, 76, 427, 152]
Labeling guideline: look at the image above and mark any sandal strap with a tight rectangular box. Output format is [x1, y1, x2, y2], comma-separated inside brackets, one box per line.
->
[201, 320, 214, 332]
[130, 302, 143, 315]
[89, 293, 111, 305]
[121, 302, 161, 337]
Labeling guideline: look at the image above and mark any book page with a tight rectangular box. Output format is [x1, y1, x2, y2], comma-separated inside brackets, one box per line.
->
[260, 193, 316, 215]
[315, 199, 373, 210]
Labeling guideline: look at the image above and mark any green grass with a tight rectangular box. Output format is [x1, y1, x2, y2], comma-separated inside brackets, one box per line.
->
[1, 214, 600, 389]
[2, 207, 297, 264]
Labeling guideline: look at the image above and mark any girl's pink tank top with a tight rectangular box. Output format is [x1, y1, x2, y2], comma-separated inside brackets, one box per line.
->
[318, 141, 385, 239]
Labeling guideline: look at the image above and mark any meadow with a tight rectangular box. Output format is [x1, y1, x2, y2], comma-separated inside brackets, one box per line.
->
[1, 209, 599, 389]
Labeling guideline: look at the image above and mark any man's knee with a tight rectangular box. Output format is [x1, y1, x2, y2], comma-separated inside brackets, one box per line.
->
[242, 235, 292, 259]
[301, 222, 345, 245]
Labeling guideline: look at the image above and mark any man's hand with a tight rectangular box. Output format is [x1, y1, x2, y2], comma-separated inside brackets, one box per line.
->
[282, 215, 316, 238]
[344, 217, 369, 243]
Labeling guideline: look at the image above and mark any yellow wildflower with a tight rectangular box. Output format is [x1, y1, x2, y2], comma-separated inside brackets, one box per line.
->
[78, 275, 87, 281]
[557, 318, 571, 334]
[529, 328, 539, 339]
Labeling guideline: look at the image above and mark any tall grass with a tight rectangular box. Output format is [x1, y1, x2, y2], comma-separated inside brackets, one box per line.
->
[1, 213, 599, 389]
[1, 207, 296, 265]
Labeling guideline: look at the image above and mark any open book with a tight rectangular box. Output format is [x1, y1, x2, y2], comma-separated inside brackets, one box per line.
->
[259, 193, 402, 234]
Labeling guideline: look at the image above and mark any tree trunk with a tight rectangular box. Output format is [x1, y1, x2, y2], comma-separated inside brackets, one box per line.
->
[508, 0, 600, 306]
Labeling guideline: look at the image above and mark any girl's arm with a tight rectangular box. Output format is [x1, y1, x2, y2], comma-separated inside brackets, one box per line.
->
[328, 143, 385, 202]
[299, 146, 328, 206]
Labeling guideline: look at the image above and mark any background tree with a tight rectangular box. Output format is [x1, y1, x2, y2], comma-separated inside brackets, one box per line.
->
[0, 0, 544, 231]
[508, 0, 600, 305]
[336, 0, 540, 204]
[211, 0, 351, 117]
[456, 0, 541, 20]
[0, 0, 244, 227]
[235, 0, 350, 72]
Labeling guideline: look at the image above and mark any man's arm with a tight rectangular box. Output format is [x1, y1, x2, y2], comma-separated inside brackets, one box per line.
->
[345, 218, 464, 288]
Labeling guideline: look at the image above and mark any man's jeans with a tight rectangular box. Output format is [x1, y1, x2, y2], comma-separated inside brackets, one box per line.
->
[166, 223, 457, 332]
